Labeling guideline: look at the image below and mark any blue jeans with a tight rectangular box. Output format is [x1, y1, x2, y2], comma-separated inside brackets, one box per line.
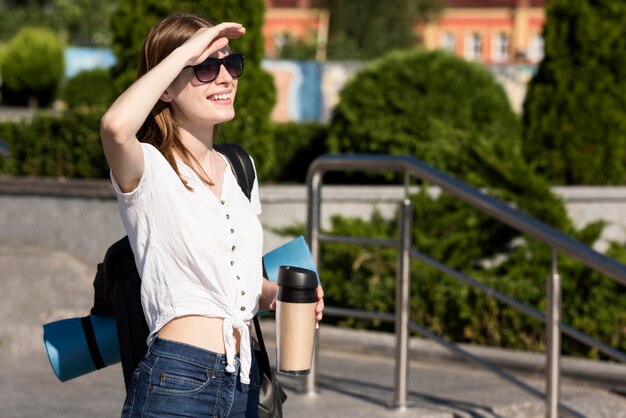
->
[121, 337, 260, 418]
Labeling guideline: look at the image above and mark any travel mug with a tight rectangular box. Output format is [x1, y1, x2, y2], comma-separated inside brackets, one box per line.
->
[275, 265, 318, 375]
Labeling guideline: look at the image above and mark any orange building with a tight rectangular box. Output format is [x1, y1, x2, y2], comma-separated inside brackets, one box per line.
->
[262, 0, 546, 119]
[418, 0, 545, 64]
[264, 0, 546, 64]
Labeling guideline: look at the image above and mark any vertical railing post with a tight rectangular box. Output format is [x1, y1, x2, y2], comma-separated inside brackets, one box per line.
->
[404, 172, 410, 200]
[393, 198, 413, 409]
[304, 170, 322, 395]
[546, 248, 561, 417]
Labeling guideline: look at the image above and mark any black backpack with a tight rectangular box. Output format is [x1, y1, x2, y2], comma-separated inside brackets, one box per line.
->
[90, 143, 256, 389]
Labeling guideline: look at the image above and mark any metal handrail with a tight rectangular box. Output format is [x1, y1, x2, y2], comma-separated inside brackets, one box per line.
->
[307, 154, 626, 284]
[304, 154, 626, 418]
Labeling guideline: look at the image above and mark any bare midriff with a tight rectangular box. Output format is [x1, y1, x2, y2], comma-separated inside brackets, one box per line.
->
[158, 315, 245, 354]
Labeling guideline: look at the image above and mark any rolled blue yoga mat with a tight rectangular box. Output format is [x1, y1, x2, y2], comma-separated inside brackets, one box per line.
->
[43, 314, 120, 382]
[42, 236, 317, 382]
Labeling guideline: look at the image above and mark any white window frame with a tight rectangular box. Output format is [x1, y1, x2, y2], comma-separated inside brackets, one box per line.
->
[465, 33, 482, 61]
[491, 33, 509, 63]
[527, 34, 544, 63]
[441, 32, 455, 53]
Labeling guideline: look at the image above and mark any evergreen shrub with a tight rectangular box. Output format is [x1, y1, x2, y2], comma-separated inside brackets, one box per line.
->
[308, 193, 625, 357]
[328, 49, 565, 228]
[269, 122, 328, 182]
[328, 50, 519, 165]
[0, 109, 108, 178]
[0, 27, 65, 107]
[61, 68, 115, 109]
[307, 47, 626, 356]
[523, 0, 626, 185]
[0, 114, 331, 182]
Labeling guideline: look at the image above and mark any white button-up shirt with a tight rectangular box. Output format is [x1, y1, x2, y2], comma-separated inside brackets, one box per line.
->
[111, 143, 263, 384]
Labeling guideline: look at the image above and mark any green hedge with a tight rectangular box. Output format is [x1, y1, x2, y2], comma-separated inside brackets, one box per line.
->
[310, 198, 625, 358]
[0, 108, 108, 178]
[60, 68, 115, 110]
[0, 111, 329, 183]
[269, 122, 327, 183]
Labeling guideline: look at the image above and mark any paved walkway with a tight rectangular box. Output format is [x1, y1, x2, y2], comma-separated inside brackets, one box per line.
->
[2, 332, 626, 418]
[2, 245, 626, 417]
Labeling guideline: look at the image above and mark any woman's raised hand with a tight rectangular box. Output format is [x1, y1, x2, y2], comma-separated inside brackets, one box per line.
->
[100, 21, 246, 194]
[183, 22, 246, 66]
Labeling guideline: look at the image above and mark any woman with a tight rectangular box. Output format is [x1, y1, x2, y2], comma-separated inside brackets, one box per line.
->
[100, 14, 324, 417]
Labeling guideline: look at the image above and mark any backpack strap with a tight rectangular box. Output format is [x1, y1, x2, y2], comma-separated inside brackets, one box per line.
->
[214, 143, 255, 201]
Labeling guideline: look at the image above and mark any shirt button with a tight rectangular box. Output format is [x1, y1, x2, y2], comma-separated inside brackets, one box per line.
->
[241, 290, 246, 296]
[230, 261, 235, 266]
[240, 306, 246, 311]
[237, 275, 241, 280]
[232, 245, 236, 251]
[220, 200, 225, 205]
[230, 229, 235, 234]
[226, 214, 230, 219]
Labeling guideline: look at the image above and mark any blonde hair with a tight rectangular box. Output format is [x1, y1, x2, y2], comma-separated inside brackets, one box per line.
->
[137, 14, 221, 190]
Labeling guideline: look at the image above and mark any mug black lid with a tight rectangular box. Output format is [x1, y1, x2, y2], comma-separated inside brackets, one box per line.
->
[277, 266, 318, 289]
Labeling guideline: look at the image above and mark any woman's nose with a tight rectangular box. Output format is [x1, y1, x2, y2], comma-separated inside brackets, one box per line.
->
[214, 64, 233, 84]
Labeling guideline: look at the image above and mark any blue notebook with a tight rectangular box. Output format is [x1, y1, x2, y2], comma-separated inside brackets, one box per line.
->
[263, 236, 319, 284]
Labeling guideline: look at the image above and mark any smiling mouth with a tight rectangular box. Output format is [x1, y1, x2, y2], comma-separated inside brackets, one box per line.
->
[208, 93, 232, 102]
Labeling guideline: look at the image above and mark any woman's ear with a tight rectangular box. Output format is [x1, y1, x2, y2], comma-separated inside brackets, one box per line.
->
[160, 89, 173, 103]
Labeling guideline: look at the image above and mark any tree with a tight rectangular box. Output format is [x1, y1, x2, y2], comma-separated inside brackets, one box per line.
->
[321, 0, 442, 60]
[276, 32, 318, 60]
[0, 0, 114, 46]
[109, 0, 276, 178]
[51, 0, 115, 46]
[0, 27, 65, 107]
[522, 0, 626, 184]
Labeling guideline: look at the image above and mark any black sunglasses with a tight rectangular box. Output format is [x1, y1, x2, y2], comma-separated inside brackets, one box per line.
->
[185, 53, 244, 83]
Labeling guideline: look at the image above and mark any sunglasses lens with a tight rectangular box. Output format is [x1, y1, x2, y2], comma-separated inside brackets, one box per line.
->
[224, 54, 244, 78]
[194, 59, 220, 83]
[191, 55, 244, 83]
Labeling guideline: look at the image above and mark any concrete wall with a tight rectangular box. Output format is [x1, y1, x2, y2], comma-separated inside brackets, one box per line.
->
[0, 180, 415, 267]
[2, 179, 626, 268]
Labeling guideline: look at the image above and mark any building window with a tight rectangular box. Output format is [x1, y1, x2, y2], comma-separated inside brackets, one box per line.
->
[492, 33, 509, 63]
[441, 33, 455, 53]
[527, 34, 544, 63]
[465, 33, 482, 61]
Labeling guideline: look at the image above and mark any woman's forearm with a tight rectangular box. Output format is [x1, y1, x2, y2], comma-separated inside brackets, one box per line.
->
[259, 279, 277, 311]
[100, 47, 187, 147]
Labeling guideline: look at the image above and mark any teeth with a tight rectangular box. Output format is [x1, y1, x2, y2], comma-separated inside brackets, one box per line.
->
[210, 93, 231, 101]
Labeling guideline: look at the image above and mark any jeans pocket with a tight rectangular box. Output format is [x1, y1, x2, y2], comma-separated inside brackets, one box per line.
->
[149, 357, 214, 396]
